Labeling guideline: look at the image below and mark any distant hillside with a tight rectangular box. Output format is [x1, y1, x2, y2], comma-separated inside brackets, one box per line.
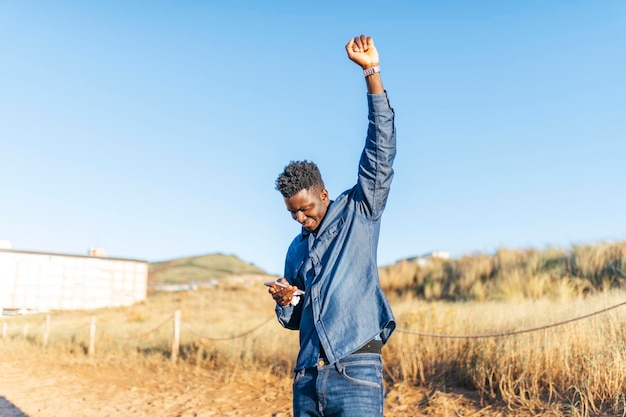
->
[149, 253, 268, 285]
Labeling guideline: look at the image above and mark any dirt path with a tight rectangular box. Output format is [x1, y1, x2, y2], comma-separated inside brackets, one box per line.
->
[0, 358, 505, 417]
[0, 358, 294, 417]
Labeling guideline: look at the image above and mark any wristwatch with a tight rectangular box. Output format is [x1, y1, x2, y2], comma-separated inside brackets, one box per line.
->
[363, 65, 380, 77]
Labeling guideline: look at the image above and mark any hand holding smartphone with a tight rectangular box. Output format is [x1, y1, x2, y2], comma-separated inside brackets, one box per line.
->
[264, 280, 304, 295]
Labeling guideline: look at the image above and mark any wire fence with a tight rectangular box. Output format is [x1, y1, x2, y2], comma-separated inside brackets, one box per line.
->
[100, 316, 173, 341]
[395, 299, 626, 339]
[1, 299, 625, 361]
[180, 316, 275, 341]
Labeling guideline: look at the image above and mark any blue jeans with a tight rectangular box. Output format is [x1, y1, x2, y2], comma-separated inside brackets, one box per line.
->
[292, 353, 384, 417]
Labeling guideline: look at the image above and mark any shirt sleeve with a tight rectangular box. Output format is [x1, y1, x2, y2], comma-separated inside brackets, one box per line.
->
[275, 302, 302, 330]
[355, 91, 396, 219]
[275, 242, 304, 330]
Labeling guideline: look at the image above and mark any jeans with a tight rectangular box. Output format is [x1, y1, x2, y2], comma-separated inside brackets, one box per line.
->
[293, 353, 384, 417]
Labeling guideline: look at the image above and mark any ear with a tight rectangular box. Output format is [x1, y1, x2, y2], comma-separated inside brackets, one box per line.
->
[320, 188, 329, 202]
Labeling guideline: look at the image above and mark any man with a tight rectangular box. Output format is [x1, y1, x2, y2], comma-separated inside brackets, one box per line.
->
[268, 34, 396, 417]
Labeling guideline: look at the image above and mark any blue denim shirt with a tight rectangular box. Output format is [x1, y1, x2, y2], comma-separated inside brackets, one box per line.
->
[276, 92, 396, 370]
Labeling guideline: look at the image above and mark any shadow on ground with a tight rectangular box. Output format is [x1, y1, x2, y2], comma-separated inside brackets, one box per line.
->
[0, 396, 29, 417]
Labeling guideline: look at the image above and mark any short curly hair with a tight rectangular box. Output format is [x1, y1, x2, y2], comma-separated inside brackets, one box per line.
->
[275, 160, 325, 198]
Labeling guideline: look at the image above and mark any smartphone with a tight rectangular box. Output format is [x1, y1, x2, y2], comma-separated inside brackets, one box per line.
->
[264, 280, 304, 295]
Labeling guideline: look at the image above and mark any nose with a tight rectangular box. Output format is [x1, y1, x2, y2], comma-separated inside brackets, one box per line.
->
[295, 211, 307, 223]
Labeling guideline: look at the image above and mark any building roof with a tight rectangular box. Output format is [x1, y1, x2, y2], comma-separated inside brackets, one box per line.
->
[0, 248, 148, 263]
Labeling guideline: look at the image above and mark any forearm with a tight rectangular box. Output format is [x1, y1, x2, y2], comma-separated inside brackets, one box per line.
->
[364, 70, 383, 94]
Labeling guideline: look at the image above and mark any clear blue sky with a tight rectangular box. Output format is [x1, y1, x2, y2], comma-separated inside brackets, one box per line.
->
[1, 1, 625, 275]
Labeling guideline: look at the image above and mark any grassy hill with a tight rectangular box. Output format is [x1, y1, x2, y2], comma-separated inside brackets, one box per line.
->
[148, 252, 268, 285]
[380, 241, 626, 301]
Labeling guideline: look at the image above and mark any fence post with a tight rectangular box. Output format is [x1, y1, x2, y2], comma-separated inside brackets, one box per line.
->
[88, 316, 96, 356]
[23, 324, 29, 338]
[2, 322, 6, 338]
[171, 310, 181, 363]
[43, 314, 51, 347]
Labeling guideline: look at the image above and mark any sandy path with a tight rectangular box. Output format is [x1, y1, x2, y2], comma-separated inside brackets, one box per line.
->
[0, 357, 502, 417]
[0, 358, 293, 417]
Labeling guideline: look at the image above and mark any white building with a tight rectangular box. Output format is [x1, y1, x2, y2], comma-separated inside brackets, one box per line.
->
[0, 247, 148, 312]
[403, 251, 451, 267]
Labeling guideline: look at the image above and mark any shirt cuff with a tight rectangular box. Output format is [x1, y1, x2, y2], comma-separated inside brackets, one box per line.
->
[277, 303, 294, 318]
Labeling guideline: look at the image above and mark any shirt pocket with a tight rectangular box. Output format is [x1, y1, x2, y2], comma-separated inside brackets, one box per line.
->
[318, 217, 344, 243]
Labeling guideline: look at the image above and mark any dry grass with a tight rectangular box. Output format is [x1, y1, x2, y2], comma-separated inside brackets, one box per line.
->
[388, 291, 626, 415]
[2, 286, 625, 415]
[380, 242, 626, 301]
[2, 242, 626, 416]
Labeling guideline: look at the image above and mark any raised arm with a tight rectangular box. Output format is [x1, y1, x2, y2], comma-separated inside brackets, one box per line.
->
[346, 34, 396, 219]
[345, 34, 384, 94]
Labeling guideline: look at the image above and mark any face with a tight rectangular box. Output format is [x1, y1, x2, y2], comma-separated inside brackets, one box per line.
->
[284, 187, 330, 233]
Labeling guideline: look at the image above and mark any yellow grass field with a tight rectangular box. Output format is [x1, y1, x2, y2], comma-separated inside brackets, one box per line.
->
[1, 273, 625, 416]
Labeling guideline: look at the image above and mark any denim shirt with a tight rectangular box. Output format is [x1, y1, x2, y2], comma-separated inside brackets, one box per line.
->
[276, 92, 396, 370]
